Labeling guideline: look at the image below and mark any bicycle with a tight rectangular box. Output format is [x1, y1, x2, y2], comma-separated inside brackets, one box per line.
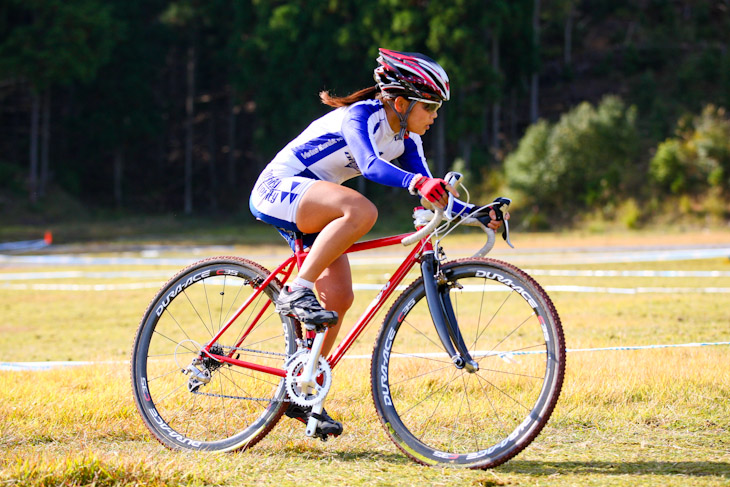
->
[130, 174, 565, 469]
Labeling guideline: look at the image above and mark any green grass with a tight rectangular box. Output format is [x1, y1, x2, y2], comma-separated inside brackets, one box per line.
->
[1, 231, 730, 486]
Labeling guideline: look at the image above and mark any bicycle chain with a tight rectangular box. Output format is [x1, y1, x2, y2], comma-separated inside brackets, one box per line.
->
[190, 389, 289, 402]
[188, 346, 289, 401]
[224, 346, 288, 358]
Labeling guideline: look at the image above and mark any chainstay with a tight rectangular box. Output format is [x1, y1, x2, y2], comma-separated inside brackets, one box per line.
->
[191, 346, 290, 400]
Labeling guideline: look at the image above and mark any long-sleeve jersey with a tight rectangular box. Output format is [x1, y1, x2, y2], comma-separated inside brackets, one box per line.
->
[260, 98, 471, 214]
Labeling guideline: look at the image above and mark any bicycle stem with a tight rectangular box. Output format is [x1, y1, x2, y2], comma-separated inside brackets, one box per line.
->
[420, 251, 479, 372]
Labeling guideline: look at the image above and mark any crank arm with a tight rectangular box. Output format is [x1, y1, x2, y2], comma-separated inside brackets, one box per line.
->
[297, 331, 326, 395]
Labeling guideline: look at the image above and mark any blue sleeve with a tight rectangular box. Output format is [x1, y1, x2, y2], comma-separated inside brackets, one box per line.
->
[340, 103, 476, 214]
[341, 104, 416, 188]
[401, 135, 475, 215]
[399, 136, 432, 176]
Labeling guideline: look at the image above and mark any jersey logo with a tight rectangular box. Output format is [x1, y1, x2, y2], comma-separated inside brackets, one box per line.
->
[344, 152, 361, 174]
[292, 134, 346, 166]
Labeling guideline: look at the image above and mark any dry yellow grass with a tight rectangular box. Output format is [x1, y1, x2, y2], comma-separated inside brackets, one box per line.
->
[1, 230, 730, 485]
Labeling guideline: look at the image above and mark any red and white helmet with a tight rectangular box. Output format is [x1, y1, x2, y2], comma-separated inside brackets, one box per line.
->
[374, 48, 450, 103]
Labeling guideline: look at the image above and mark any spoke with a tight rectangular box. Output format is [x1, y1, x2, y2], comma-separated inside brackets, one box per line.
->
[224, 364, 284, 389]
[473, 370, 531, 412]
[388, 350, 452, 365]
[470, 278, 488, 348]
[154, 381, 189, 408]
[233, 296, 279, 349]
[401, 317, 447, 352]
[475, 366, 545, 380]
[221, 275, 247, 326]
[476, 343, 548, 367]
[386, 359, 454, 388]
[472, 288, 513, 348]
[203, 279, 214, 335]
[230, 282, 263, 345]
[182, 288, 215, 339]
[448, 373, 468, 451]
[218, 371, 229, 437]
[151, 330, 198, 354]
[147, 350, 195, 359]
[202, 385, 214, 440]
[488, 313, 536, 354]
[148, 367, 185, 382]
[475, 368, 509, 438]
[217, 367, 269, 412]
[237, 332, 286, 351]
[170, 389, 196, 436]
[462, 374, 481, 453]
[163, 308, 193, 344]
[416, 366, 462, 441]
[217, 276, 226, 332]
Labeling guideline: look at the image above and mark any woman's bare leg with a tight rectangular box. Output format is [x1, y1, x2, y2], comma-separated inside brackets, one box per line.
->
[315, 254, 354, 356]
[295, 181, 377, 282]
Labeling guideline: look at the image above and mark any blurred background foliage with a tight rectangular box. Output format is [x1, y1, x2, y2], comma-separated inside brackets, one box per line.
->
[1, 0, 730, 231]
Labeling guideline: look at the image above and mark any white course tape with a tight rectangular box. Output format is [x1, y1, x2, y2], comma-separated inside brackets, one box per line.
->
[3, 341, 729, 371]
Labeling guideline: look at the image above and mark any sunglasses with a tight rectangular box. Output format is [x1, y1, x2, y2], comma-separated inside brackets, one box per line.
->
[409, 98, 442, 113]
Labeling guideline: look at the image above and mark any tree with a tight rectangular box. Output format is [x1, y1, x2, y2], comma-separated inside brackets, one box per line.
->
[0, 0, 117, 203]
[505, 95, 639, 221]
[650, 105, 730, 196]
[426, 0, 509, 172]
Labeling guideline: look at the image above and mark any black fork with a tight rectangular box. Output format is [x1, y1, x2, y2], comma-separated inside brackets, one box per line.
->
[420, 251, 479, 372]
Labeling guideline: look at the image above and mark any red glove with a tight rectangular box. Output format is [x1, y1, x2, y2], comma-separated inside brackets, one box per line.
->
[413, 176, 448, 203]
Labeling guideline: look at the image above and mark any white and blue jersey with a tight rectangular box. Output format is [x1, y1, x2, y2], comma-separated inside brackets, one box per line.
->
[249, 98, 471, 243]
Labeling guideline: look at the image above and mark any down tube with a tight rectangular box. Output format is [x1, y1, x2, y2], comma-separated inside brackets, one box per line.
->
[328, 241, 426, 368]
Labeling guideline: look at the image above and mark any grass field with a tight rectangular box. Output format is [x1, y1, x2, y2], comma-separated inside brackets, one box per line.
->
[1, 230, 730, 486]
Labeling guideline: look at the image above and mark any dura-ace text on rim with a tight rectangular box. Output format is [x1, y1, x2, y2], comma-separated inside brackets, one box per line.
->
[130, 257, 300, 452]
[370, 258, 565, 469]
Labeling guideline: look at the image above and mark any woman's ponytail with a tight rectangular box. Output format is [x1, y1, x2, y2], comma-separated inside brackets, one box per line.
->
[319, 86, 379, 107]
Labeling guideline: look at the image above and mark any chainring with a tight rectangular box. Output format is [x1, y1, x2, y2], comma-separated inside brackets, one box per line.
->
[285, 349, 332, 407]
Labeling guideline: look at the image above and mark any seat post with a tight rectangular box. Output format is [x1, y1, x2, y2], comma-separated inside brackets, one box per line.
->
[293, 233, 307, 270]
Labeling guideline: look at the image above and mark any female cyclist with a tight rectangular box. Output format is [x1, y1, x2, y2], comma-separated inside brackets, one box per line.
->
[249, 48, 505, 437]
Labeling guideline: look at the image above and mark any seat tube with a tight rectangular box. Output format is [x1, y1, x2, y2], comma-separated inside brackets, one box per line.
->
[293, 236, 307, 270]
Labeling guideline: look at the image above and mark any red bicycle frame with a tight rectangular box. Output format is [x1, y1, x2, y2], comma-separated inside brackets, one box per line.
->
[202, 230, 433, 374]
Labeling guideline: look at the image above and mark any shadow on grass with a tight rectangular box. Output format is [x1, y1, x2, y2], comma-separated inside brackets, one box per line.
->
[267, 445, 730, 477]
[273, 444, 412, 465]
[499, 460, 730, 477]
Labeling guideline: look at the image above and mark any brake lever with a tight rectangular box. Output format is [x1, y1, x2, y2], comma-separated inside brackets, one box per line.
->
[502, 218, 514, 248]
[491, 197, 514, 248]
[443, 171, 463, 221]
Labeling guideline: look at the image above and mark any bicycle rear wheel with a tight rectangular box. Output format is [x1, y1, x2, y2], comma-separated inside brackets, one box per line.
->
[131, 256, 300, 451]
[371, 258, 565, 468]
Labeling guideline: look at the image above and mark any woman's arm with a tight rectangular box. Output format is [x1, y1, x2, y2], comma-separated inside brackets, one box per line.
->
[341, 103, 418, 189]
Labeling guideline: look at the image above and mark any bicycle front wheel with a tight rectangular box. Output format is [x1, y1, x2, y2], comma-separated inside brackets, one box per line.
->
[371, 258, 565, 469]
[131, 256, 300, 452]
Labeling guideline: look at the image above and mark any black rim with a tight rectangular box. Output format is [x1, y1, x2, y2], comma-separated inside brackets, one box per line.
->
[372, 259, 565, 468]
[131, 258, 297, 451]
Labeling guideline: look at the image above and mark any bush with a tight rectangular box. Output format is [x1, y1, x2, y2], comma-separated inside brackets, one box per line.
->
[649, 105, 730, 195]
[504, 95, 640, 222]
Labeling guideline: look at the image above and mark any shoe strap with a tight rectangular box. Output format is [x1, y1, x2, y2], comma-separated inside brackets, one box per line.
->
[310, 411, 328, 422]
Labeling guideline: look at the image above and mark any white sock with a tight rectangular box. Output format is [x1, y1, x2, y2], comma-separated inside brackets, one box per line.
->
[290, 276, 314, 290]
